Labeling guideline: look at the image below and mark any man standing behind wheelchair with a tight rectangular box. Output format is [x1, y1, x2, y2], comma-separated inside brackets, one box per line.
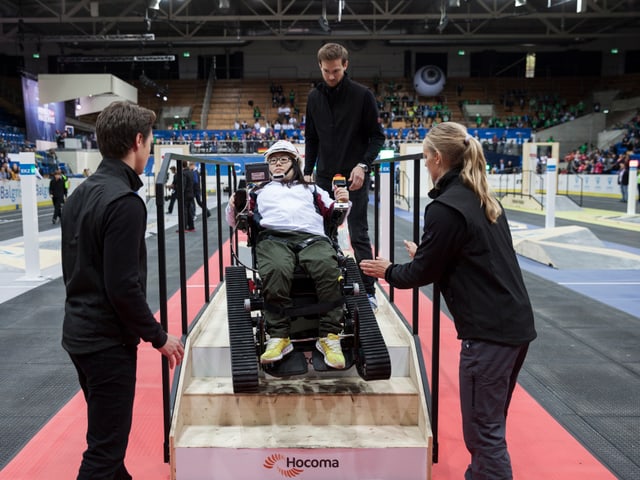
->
[226, 140, 350, 369]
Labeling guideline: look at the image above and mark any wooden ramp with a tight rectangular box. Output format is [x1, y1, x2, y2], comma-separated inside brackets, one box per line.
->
[169, 282, 432, 480]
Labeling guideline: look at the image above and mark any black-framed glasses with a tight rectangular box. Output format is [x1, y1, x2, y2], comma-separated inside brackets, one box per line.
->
[267, 156, 293, 165]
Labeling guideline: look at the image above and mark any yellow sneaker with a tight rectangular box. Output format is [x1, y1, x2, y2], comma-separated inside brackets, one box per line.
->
[260, 337, 293, 364]
[316, 333, 345, 369]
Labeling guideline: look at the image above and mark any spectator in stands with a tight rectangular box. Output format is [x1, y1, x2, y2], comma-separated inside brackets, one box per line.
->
[0, 163, 10, 180]
[49, 169, 67, 224]
[304, 42, 385, 311]
[360, 121, 536, 480]
[10, 163, 20, 181]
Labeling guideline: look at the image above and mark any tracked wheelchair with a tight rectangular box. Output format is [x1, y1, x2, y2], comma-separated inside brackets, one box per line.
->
[225, 162, 391, 394]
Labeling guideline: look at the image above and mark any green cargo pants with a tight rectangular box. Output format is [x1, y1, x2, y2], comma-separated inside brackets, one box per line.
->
[256, 230, 343, 338]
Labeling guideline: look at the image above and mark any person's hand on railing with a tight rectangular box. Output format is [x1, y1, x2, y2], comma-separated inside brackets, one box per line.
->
[157, 334, 185, 369]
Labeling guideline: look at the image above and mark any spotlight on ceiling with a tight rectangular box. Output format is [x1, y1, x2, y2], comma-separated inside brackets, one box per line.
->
[148, 0, 161, 10]
[437, 2, 448, 34]
[318, 16, 331, 32]
[318, 1, 330, 32]
[437, 15, 449, 33]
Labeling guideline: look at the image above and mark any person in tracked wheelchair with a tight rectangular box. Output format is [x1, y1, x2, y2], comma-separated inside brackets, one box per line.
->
[225, 140, 351, 369]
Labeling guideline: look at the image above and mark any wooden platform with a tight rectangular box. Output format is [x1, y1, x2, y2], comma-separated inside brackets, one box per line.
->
[169, 282, 432, 480]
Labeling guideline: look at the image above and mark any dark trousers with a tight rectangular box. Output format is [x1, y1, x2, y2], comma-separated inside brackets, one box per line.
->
[167, 192, 177, 213]
[459, 339, 529, 480]
[194, 189, 211, 217]
[317, 176, 375, 295]
[69, 345, 137, 480]
[52, 197, 64, 221]
[184, 197, 195, 230]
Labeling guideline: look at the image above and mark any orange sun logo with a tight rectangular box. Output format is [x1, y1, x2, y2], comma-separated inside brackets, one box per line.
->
[263, 453, 304, 478]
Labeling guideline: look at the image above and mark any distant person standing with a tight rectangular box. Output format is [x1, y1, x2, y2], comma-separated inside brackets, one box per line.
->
[180, 160, 196, 232]
[49, 169, 67, 224]
[166, 165, 177, 214]
[304, 42, 385, 310]
[189, 161, 210, 218]
[61, 101, 184, 479]
[618, 159, 629, 202]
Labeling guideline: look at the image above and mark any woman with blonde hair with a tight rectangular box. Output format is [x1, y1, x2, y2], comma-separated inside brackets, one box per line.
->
[361, 121, 536, 480]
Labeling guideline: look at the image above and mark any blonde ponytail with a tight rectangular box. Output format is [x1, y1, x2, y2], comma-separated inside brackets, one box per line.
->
[460, 137, 502, 223]
[425, 122, 502, 223]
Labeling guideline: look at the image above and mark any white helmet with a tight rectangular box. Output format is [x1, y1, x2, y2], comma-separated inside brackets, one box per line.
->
[264, 140, 301, 164]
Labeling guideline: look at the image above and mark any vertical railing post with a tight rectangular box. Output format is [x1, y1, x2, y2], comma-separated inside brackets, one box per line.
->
[200, 162, 210, 303]
[431, 284, 441, 464]
[216, 164, 224, 283]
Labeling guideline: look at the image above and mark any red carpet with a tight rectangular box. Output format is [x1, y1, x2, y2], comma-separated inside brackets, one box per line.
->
[0, 247, 615, 479]
[387, 285, 615, 480]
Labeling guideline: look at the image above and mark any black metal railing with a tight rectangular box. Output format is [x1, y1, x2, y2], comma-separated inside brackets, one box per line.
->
[154, 152, 236, 462]
[154, 150, 439, 463]
[558, 172, 585, 206]
[372, 152, 440, 463]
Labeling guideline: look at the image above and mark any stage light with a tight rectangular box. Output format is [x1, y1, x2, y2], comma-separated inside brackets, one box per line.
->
[148, 0, 161, 10]
[437, 15, 448, 33]
[318, 16, 331, 32]
[318, 0, 330, 32]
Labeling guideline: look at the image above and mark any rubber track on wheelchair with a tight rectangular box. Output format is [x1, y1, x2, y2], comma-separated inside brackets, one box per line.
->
[344, 258, 392, 381]
[225, 266, 260, 393]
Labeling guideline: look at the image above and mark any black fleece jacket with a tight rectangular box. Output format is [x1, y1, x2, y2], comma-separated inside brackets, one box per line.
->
[304, 74, 385, 180]
[385, 169, 536, 346]
[61, 159, 167, 354]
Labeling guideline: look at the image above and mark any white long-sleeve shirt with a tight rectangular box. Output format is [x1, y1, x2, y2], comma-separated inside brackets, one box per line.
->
[226, 181, 349, 237]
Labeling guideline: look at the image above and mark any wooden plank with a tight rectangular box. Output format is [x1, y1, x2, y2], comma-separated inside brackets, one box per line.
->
[181, 376, 419, 427]
[177, 424, 427, 449]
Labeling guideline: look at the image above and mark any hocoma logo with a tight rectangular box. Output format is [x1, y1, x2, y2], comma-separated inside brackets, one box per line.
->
[263, 453, 340, 478]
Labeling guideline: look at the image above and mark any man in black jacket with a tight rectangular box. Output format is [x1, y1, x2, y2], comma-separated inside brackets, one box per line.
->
[180, 161, 196, 232]
[304, 42, 385, 310]
[48, 169, 67, 224]
[61, 101, 184, 480]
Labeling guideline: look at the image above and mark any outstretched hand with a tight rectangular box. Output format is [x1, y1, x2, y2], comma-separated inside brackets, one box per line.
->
[360, 257, 392, 279]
